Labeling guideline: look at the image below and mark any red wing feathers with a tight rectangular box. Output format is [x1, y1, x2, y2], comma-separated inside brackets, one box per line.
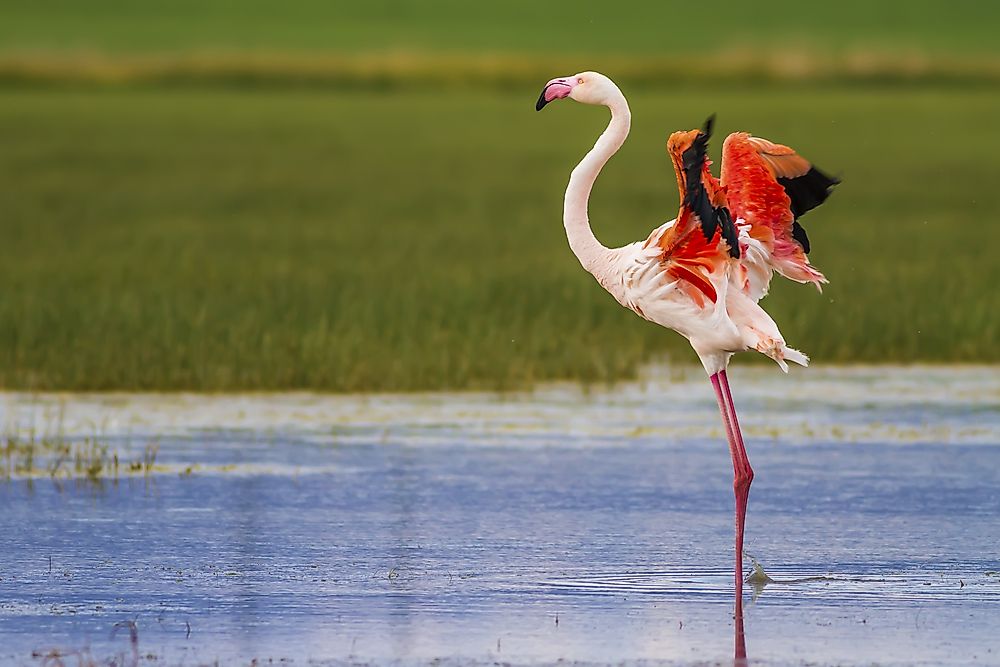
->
[721, 132, 838, 285]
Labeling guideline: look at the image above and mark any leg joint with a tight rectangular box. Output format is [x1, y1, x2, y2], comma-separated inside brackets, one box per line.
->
[734, 466, 754, 491]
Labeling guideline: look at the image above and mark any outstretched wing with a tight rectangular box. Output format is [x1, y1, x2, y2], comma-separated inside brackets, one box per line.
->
[721, 133, 838, 287]
[643, 116, 739, 305]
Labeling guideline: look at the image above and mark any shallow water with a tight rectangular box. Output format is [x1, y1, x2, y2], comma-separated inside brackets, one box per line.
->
[1, 366, 999, 666]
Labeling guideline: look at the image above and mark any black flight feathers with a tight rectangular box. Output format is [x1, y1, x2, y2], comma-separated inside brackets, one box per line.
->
[777, 167, 840, 219]
[777, 167, 840, 254]
[681, 115, 740, 259]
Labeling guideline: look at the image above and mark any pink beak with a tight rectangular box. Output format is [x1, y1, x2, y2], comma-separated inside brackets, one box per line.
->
[536, 77, 575, 111]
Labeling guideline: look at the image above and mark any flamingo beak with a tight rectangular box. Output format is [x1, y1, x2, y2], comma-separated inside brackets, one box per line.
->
[535, 78, 574, 111]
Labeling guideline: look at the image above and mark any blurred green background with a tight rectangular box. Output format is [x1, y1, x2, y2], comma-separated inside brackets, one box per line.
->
[1, 1, 998, 391]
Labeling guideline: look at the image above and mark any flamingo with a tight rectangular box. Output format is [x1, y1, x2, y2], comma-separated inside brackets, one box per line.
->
[536, 72, 838, 624]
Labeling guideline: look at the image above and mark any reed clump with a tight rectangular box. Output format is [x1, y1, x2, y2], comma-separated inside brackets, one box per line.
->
[2, 428, 160, 482]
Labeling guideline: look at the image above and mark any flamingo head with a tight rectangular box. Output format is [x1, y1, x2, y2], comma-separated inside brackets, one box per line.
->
[535, 71, 617, 111]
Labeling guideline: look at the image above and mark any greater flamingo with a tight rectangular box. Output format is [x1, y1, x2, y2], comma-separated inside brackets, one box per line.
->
[536, 72, 838, 624]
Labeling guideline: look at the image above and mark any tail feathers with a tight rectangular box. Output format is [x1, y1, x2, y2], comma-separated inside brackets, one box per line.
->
[783, 346, 810, 368]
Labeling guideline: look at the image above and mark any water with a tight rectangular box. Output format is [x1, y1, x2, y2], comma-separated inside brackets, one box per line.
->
[1, 366, 999, 666]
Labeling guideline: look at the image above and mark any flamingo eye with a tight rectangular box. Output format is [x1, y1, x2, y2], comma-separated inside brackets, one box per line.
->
[577, 77, 585, 84]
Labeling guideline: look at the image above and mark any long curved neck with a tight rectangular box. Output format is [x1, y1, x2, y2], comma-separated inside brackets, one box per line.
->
[564, 94, 631, 272]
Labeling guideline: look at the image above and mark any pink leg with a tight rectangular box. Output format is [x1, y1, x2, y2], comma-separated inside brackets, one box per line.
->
[734, 599, 747, 664]
[720, 369, 754, 594]
[710, 370, 754, 659]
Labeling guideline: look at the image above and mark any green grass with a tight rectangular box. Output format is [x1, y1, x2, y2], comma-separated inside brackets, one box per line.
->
[3, 1, 1000, 90]
[2, 0, 999, 56]
[1, 85, 998, 391]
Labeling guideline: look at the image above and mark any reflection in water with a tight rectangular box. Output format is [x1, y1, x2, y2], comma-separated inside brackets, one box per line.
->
[234, 475, 264, 658]
[733, 560, 753, 663]
[734, 592, 747, 664]
[386, 445, 419, 658]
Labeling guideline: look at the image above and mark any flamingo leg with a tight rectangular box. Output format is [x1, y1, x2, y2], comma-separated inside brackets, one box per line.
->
[710, 369, 754, 658]
[734, 598, 747, 664]
[720, 369, 754, 582]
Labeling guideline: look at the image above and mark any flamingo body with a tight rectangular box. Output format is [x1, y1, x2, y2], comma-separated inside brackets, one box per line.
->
[536, 71, 839, 633]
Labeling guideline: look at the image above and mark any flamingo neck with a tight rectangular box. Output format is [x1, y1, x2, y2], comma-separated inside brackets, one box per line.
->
[563, 94, 631, 273]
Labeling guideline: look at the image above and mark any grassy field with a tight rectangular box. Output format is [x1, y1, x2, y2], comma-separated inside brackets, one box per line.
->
[1, 85, 997, 391]
[4, 1, 1000, 89]
[2, 0, 999, 56]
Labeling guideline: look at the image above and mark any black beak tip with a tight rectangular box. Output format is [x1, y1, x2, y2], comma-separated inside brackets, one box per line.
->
[535, 92, 549, 111]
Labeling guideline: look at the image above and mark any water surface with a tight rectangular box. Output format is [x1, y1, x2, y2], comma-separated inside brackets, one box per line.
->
[1, 366, 998, 665]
